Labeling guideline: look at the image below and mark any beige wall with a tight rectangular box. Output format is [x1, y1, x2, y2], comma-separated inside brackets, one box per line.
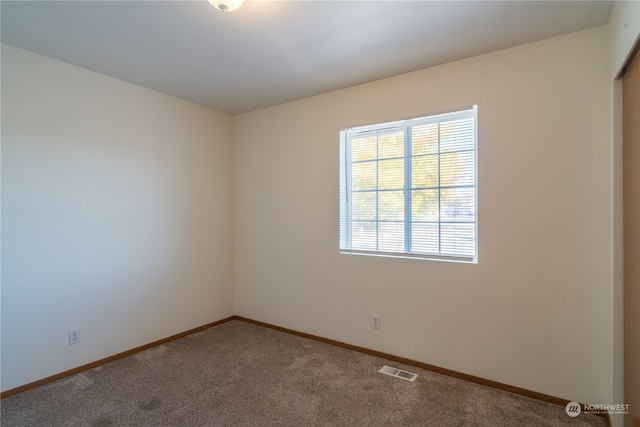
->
[235, 26, 612, 404]
[610, 0, 640, 78]
[1, 44, 235, 392]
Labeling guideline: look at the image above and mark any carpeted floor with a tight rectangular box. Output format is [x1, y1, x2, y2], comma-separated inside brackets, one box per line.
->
[1, 319, 606, 426]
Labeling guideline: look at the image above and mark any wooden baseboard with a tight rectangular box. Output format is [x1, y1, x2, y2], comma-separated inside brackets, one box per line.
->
[234, 316, 611, 424]
[0, 316, 235, 399]
[0, 314, 612, 426]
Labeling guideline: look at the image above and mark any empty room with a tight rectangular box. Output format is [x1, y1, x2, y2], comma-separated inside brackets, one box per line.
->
[1, 0, 639, 426]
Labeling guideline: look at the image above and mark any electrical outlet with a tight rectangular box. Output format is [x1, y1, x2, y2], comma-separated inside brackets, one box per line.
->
[372, 314, 380, 329]
[69, 328, 80, 345]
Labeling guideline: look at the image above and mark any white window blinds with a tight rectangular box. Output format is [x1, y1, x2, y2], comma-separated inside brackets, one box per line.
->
[339, 106, 477, 262]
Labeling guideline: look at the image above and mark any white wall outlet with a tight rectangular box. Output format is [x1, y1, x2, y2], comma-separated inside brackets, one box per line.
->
[372, 314, 380, 329]
[69, 328, 80, 345]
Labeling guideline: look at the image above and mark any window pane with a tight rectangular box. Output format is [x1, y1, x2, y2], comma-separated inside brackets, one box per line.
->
[352, 221, 376, 250]
[353, 192, 376, 220]
[412, 189, 439, 221]
[379, 190, 404, 220]
[379, 222, 405, 252]
[440, 118, 474, 153]
[378, 132, 404, 159]
[378, 159, 404, 189]
[440, 151, 474, 187]
[352, 136, 377, 161]
[412, 123, 438, 155]
[352, 161, 377, 191]
[412, 154, 438, 189]
[441, 188, 475, 222]
[441, 223, 475, 256]
[411, 222, 439, 253]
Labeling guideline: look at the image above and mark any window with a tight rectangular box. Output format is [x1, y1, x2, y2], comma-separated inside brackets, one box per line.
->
[339, 106, 477, 262]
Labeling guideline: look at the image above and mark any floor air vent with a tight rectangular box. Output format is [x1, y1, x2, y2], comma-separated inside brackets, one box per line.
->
[378, 365, 418, 382]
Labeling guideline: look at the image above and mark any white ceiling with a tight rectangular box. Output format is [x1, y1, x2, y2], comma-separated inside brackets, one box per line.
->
[1, 1, 613, 114]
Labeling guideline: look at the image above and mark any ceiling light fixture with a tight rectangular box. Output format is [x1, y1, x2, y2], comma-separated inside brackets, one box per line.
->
[208, 0, 245, 12]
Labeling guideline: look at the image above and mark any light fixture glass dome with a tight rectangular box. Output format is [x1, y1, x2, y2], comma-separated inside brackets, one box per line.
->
[208, 0, 245, 12]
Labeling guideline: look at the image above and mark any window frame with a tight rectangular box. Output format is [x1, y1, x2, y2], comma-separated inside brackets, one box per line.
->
[339, 106, 478, 263]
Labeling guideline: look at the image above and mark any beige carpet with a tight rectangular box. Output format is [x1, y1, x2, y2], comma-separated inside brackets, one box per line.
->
[1, 320, 606, 426]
